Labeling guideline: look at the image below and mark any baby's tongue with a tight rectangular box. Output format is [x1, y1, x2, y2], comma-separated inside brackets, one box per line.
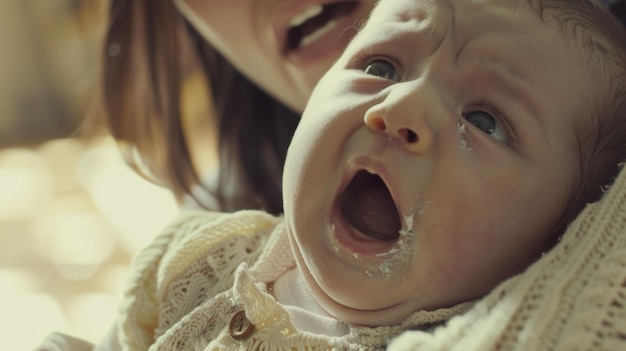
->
[342, 181, 401, 241]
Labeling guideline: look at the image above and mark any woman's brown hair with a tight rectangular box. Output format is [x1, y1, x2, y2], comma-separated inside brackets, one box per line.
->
[100, 0, 299, 214]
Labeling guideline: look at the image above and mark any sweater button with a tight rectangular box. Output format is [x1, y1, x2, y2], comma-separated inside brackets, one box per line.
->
[229, 310, 255, 339]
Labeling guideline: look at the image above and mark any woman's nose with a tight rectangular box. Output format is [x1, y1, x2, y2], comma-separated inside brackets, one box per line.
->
[364, 87, 434, 155]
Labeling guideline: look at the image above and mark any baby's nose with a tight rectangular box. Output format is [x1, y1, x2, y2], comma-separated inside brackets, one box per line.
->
[364, 114, 432, 155]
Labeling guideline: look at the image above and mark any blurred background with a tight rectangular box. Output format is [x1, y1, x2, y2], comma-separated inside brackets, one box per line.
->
[0, 1, 183, 348]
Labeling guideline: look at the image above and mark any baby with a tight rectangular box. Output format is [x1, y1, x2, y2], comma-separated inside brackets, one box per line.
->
[109, 0, 625, 350]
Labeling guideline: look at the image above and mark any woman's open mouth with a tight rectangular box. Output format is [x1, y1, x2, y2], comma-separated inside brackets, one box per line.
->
[286, 2, 359, 51]
[339, 170, 401, 244]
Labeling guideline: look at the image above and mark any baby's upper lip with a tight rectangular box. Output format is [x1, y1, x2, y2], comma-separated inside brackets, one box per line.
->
[345, 158, 401, 203]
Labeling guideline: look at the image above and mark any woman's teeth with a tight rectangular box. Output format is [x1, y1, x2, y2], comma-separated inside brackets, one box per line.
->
[290, 5, 323, 28]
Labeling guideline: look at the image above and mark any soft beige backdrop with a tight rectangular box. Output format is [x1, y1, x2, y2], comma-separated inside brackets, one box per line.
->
[0, 1, 180, 349]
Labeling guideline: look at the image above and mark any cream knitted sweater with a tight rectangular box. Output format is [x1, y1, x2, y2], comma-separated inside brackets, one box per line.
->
[118, 211, 469, 350]
[118, 167, 626, 351]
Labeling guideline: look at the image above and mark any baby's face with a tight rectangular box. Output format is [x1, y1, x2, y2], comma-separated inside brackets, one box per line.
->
[283, 0, 590, 326]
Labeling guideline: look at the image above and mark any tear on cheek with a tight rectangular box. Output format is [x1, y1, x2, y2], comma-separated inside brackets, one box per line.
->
[457, 120, 473, 155]
[400, 213, 415, 237]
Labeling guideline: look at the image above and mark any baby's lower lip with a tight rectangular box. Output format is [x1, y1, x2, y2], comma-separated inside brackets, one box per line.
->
[330, 203, 399, 257]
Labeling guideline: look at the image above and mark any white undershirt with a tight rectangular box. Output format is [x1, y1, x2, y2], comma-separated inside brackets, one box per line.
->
[273, 268, 349, 337]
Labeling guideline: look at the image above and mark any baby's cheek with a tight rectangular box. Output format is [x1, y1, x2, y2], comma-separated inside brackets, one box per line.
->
[420, 214, 506, 290]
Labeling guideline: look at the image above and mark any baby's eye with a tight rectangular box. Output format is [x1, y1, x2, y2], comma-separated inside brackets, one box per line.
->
[363, 59, 400, 81]
[463, 110, 508, 144]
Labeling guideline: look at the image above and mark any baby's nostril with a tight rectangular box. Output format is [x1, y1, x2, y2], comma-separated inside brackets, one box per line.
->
[373, 118, 386, 131]
[399, 128, 418, 143]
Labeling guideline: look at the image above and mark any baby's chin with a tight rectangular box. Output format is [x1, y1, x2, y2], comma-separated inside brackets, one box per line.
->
[316, 290, 420, 327]
[300, 268, 420, 327]
[312, 277, 477, 328]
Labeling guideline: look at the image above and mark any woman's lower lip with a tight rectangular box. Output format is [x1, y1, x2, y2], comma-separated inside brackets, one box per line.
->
[284, 3, 363, 66]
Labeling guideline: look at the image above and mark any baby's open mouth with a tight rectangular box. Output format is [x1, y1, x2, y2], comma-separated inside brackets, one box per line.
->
[340, 170, 401, 242]
[286, 1, 359, 51]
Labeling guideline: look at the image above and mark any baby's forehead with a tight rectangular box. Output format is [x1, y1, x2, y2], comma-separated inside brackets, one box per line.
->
[360, 0, 610, 35]
[354, 0, 620, 74]
[355, 0, 536, 40]
[344, 0, 613, 148]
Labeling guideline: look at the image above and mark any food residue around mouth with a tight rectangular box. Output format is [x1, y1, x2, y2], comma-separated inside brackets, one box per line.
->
[331, 210, 415, 279]
[457, 120, 473, 155]
[360, 213, 415, 278]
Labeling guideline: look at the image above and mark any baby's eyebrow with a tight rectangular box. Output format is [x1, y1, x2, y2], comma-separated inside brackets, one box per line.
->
[479, 61, 544, 127]
[452, 31, 545, 127]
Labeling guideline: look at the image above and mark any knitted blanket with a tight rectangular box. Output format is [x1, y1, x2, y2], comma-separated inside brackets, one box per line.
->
[389, 164, 626, 350]
[35, 166, 626, 351]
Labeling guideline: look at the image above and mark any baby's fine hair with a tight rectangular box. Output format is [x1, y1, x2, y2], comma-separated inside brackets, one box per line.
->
[522, 0, 626, 241]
